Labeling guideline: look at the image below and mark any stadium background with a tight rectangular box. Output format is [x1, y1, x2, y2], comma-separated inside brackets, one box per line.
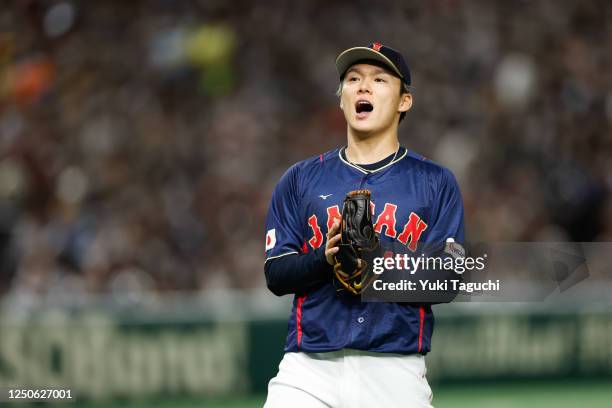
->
[0, 0, 611, 406]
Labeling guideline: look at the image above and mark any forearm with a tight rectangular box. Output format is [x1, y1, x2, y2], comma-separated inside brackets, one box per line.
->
[265, 246, 333, 296]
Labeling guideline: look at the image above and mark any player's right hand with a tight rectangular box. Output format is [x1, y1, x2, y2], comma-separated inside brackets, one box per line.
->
[325, 220, 342, 266]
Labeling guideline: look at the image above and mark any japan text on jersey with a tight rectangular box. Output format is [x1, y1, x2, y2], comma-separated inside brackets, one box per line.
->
[264, 147, 465, 355]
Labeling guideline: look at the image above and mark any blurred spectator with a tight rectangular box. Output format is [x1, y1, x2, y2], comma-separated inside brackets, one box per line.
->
[0, 0, 610, 298]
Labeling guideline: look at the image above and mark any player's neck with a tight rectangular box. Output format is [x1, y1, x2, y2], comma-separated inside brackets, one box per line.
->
[345, 129, 400, 165]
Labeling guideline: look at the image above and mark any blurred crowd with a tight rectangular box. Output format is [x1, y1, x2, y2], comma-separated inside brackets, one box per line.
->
[0, 0, 610, 302]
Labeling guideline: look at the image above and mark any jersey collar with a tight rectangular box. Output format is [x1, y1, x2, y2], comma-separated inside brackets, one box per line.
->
[338, 146, 408, 174]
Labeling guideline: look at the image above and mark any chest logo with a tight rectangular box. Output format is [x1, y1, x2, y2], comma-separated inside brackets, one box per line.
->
[319, 194, 333, 200]
[306, 203, 428, 252]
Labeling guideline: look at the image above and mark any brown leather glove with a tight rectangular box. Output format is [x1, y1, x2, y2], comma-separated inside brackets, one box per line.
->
[333, 190, 381, 295]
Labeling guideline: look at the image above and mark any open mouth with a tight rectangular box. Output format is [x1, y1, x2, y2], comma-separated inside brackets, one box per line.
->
[355, 100, 374, 114]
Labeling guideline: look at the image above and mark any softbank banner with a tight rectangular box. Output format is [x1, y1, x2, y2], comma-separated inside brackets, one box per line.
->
[359, 241, 604, 302]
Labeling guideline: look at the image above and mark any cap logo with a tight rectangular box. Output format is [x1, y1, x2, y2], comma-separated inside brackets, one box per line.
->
[372, 42, 382, 51]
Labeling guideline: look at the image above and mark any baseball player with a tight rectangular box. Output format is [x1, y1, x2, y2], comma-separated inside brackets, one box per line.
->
[263, 42, 465, 407]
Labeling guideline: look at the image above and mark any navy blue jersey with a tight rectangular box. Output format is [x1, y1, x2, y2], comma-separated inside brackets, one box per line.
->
[264, 147, 465, 354]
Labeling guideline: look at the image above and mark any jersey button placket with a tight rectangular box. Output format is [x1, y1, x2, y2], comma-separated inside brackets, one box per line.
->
[359, 174, 369, 189]
[350, 310, 367, 346]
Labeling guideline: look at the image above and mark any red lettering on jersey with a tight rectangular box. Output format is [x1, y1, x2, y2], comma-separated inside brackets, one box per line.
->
[301, 240, 309, 254]
[397, 212, 428, 252]
[307, 214, 324, 249]
[326, 205, 341, 231]
[374, 203, 398, 238]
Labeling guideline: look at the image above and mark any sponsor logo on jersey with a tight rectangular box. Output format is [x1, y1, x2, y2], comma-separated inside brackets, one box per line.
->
[265, 229, 276, 251]
[319, 194, 333, 200]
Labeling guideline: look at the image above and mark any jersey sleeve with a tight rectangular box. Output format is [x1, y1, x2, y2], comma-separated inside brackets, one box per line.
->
[264, 164, 304, 263]
[412, 167, 466, 303]
[426, 167, 465, 246]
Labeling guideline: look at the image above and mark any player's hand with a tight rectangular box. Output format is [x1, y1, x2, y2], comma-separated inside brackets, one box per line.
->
[325, 220, 342, 266]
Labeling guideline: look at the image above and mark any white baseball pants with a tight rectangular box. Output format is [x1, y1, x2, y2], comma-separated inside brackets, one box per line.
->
[264, 349, 434, 408]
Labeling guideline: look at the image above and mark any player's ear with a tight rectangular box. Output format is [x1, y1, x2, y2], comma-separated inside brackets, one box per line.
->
[398, 92, 412, 113]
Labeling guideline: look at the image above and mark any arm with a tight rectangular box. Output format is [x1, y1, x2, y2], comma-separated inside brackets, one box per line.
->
[265, 218, 342, 296]
[265, 246, 332, 296]
[414, 167, 466, 303]
[264, 165, 340, 296]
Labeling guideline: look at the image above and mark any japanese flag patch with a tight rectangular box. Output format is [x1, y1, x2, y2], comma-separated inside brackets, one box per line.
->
[265, 229, 276, 251]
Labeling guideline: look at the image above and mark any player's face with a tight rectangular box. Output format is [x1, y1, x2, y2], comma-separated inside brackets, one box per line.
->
[339, 63, 411, 135]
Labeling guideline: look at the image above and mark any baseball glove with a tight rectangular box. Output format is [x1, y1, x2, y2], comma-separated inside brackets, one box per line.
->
[334, 189, 381, 295]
